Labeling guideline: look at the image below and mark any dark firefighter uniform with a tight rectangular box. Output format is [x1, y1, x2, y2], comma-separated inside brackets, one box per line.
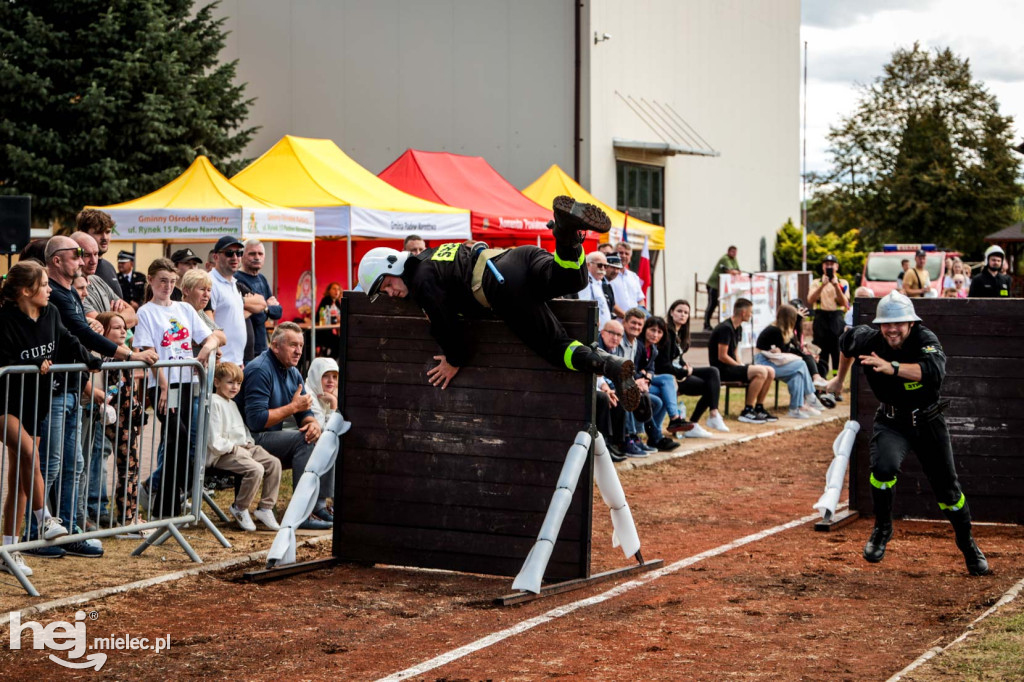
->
[402, 242, 590, 371]
[839, 323, 989, 574]
[967, 268, 1012, 298]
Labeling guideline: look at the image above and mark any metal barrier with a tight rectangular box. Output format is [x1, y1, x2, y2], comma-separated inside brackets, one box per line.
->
[0, 357, 229, 596]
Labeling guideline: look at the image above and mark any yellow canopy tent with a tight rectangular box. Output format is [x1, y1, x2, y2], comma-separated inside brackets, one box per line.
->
[91, 155, 315, 242]
[522, 164, 665, 251]
[232, 135, 471, 289]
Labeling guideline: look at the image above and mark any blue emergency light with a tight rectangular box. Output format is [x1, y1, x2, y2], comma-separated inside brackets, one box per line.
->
[882, 244, 937, 252]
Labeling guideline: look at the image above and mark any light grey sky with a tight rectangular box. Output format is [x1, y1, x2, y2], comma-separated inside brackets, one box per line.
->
[801, 0, 1024, 180]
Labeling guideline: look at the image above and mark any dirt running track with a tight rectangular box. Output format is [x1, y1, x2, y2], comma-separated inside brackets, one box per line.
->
[3, 422, 1023, 680]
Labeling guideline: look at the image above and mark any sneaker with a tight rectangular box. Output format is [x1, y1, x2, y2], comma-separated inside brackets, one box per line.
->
[42, 517, 69, 541]
[706, 413, 730, 432]
[834, 392, 843, 402]
[0, 551, 33, 577]
[806, 393, 825, 411]
[754, 405, 778, 422]
[655, 437, 681, 452]
[313, 505, 335, 524]
[787, 407, 812, 420]
[637, 438, 658, 454]
[801, 405, 822, 417]
[64, 538, 104, 558]
[253, 508, 281, 531]
[738, 406, 765, 424]
[684, 423, 714, 438]
[816, 392, 837, 409]
[623, 439, 648, 458]
[229, 505, 257, 532]
[666, 417, 694, 434]
[607, 443, 627, 463]
[812, 375, 829, 389]
[298, 516, 333, 531]
[22, 544, 66, 558]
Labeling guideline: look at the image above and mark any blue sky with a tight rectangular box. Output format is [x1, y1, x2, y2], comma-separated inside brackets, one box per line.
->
[801, 0, 1024, 180]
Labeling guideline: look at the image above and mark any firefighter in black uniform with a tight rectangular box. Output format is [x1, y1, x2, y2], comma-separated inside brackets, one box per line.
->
[358, 196, 641, 411]
[968, 245, 1013, 298]
[826, 291, 989, 575]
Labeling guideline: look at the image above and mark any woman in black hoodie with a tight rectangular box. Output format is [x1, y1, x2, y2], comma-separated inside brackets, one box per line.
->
[0, 261, 100, 575]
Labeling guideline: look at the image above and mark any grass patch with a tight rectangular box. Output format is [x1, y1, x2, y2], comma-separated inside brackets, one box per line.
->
[910, 598, 1024, 681]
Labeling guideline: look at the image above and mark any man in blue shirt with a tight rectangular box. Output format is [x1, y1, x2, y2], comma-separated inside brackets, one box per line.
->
[234, 239, 282, 356]
[238, 322, 333, 530]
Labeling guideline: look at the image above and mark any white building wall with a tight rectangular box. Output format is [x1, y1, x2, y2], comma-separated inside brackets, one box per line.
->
[585, 0, 801, 309]
[214, 0, 576, 187]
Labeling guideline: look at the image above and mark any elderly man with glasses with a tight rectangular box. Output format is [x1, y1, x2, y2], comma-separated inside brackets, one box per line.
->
[577, 251, 612, 329]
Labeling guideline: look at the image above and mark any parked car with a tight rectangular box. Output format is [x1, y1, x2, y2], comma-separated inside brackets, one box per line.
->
[861, 244, 961, 297]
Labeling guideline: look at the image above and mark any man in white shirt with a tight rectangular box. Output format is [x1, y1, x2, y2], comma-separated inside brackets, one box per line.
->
[577, 251, 612, 328]
[209, 235, 248, 364]
[611, 242, 646, 313]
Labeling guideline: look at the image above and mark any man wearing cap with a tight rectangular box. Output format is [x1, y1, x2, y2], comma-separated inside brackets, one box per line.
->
[902, 249, 931, 298]
[116, 250, 146, 310]
[603, 253, 625, 319]
[170, 248, 203, 302]
[807, 254, 849, 378]
[826, 291, 989, 576]
[968, 245, 1013, 298]
[209, 236, 249, 364]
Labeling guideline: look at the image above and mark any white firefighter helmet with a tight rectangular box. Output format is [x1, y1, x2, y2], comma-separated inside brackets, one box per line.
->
[984, 244, 1005, 262]
[358, 247, 411, 300]
[872, 291, 922, 324]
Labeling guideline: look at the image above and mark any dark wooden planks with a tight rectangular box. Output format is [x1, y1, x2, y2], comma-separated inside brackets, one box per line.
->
[850, 298, 1024, 523]
[335, 291, 598, 579]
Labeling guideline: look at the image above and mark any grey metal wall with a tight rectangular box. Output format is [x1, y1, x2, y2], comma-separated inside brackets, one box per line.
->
[214, 0, 576, 187]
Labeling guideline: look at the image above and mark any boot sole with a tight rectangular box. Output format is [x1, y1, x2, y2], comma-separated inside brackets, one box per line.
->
[617, 360, 641, 412]
[552, 195, 612, 234]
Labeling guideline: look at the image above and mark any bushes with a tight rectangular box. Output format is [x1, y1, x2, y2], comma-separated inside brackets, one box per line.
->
[773, 220, 866, 281]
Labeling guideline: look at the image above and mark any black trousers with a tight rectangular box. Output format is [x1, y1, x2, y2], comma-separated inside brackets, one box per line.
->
[485, 245, 588, 370]
[149, 384, 195, 518]
[703, 287, 719, 330]
[813, 310, 845, 375]
[677, 366, 721, 422]
[869, 412, 963, 508]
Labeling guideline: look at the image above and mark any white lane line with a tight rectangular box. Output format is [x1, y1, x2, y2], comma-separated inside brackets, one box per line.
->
[888, 575, 1024, 682]
[377, 510, 823, 682]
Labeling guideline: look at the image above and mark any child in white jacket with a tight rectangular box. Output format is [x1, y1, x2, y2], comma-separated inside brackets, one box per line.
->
[209, 362, 282, 531]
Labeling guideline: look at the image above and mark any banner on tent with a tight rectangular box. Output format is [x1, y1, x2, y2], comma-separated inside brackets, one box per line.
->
[350, 207, 470, 240]
[108, 208, 314, 241]
[718, 273, 779, 349]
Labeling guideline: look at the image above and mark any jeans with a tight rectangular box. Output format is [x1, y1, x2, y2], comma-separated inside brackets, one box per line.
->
[650, 375, 680, 419]
[624, 392, 664, 440]
[33, 392, 83, 535]
[755, 355, 811, 409]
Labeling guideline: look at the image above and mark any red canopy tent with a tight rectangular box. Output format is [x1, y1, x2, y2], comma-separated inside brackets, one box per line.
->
[379, 149, 596, 251]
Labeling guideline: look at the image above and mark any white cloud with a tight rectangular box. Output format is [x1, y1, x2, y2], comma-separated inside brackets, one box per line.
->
[802, 0, 939, 29]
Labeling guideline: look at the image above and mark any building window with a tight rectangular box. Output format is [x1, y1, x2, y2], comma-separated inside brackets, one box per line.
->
[616, 161, 663, 226]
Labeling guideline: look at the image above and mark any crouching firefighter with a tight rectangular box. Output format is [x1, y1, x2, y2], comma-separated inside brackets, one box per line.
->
[358, 196, 641, 412]
[826, 291, 989, 576]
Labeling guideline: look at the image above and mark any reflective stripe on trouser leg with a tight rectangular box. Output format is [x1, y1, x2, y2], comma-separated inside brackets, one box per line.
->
[553, 249, 584, 270]
[563, 341, 584, 371]
[870, 472, 897, 490]
[938, 492, 966, 512]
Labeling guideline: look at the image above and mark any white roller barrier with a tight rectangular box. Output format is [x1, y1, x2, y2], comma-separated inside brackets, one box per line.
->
[266, 411, 352, 568]
[512, 430, 593, 594]
[813, 420, 860, 520]
[593, 433, 641, 557]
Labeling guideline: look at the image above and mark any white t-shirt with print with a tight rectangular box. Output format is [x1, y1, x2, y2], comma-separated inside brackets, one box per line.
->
[135, 301, 211, 386]
[210, 268, 246, 364]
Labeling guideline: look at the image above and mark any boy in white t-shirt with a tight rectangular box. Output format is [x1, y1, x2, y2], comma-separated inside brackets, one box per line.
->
[134, 258, 220, 516]
[208, 362, 281, 531]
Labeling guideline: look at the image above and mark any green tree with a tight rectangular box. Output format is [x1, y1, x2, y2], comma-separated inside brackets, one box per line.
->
[813, 43, 1021, 257]
[774, 220, 865, 281]
[0, 0, 256, 227]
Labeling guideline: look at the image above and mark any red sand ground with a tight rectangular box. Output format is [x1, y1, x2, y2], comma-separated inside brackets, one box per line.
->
[2, 422, 1022, 680]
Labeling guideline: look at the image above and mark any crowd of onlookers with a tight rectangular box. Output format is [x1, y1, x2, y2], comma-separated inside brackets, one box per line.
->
[0, 209, 339, 577]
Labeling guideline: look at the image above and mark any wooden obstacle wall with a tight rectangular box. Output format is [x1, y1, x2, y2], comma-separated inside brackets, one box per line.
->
[851, 298, 1024, 523]
[334, 293, 597, 579]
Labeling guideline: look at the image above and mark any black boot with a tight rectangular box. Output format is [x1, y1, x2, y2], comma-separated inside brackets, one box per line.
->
[943, 504, 990, 576]
[552, 195, 612, 236]
[573, 344, 639, 412]
[863, 486, 894, 563]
